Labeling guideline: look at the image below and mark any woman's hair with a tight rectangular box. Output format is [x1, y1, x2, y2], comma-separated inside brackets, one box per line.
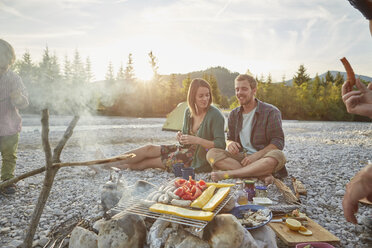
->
[187, 78, 212, 116]
[0, 39, 16, 67]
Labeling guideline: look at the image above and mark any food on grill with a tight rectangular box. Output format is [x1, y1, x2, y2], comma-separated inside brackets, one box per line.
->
[158, 194, 170, 204]
[140, 199, 157, 207]
[171, 199, 192, 207]
[167, 190, 180, 200]
[202, 186, 231, 211]
[149, 203, 214, 221]
[173, 178, 206, 201]
[190, 185, 216, 209]
[151, 192, 163, 202]
[205, 182, 235, 188]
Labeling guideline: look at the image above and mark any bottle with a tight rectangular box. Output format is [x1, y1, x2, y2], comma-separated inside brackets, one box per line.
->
[255, 186, 268, 198]
[236, 182, 248, 205]
[244, 180, 256, 201]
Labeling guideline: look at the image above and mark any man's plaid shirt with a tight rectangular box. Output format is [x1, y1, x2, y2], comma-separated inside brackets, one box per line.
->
[227, 99, 284, 152]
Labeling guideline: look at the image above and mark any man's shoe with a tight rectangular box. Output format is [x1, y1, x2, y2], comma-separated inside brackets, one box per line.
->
[1, 183, 16, 195]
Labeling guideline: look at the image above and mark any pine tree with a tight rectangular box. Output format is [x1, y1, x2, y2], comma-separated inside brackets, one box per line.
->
[325, 71, 334, 84]
[117, 63, 125, 81]
[334, 72, 344, 86]
[63, 55, 72, 83]
[203, 73, 221, 105]
[293, 64, 310, 86]
[85, 57, 94, 83]
[105, 62, 115, 84]
[182, 74, 192, 100]
[71, 49, 85, 84]
[266, 73, 272, 84]
[124, 53, 135, 82]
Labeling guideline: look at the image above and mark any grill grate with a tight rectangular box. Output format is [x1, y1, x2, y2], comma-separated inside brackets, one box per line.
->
[111, 186, 237, 231]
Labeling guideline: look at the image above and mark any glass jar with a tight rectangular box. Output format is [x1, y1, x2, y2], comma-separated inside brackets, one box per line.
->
[236, 182, 248, 205]
[255, 186, 268, 198]
[244, 180, 255, 201]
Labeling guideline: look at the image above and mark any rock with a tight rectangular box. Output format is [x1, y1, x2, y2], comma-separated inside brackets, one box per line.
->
[69, 226, 98, 248]
[203, 214, 258, 248]
[98, 213, 146, 248]
[8, 239, 23, 247]
[164, 228, 209, 248]
[249, 226, 277, 248]
[132, 180, 157, 196]
[93, 219, 105, 233]
[38, 236, 49, 247]
[101, 181, 121, 212]
[147, 219, 171, 248]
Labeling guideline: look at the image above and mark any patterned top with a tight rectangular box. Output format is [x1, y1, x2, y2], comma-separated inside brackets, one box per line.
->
[0, 70, 28, 136]
[227, 99, 284, 151]
[348, 0, 372, 19]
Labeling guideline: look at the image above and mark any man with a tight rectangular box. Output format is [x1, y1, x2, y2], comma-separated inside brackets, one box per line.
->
[341, 0, 372, 225]
[0, 39, 29, 195]
[206, 74, 287, 184]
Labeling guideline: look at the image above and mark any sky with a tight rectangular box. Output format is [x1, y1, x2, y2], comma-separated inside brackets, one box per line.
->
[1, 0, 371, 82]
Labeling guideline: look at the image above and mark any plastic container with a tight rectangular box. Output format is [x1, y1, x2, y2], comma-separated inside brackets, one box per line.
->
[295, 242, 335, 248]
[172, 163, 184, 177]
[255, 186, 268, 198]
[181, 167, 195, 180]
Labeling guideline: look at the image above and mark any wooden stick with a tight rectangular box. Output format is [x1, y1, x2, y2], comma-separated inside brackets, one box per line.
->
[340, 57, 356, 87]
[0, 154, 135, 190]
[56, 153, 136, 168]
[52, 115, 80, 163]
[23, 109, 58, 248]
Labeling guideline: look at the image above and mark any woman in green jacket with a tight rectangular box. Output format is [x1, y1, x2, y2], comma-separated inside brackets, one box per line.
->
[109, 78, 226, 173]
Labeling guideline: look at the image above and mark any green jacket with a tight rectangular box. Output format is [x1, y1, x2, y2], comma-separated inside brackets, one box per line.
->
[182, 105, 226, 172]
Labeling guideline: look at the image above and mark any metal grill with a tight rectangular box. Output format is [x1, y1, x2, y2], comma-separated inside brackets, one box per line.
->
[111, 186, 237, 231]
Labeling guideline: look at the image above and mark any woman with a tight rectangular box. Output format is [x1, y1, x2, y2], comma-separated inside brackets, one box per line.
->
[0, 39, 29, 195]
[108, 78, 226, 173]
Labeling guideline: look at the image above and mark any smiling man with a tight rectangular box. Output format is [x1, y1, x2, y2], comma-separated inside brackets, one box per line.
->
[206, 74, 287, 184]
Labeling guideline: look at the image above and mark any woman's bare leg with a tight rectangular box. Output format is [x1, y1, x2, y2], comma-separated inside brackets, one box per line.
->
[103, 145, 162, 169]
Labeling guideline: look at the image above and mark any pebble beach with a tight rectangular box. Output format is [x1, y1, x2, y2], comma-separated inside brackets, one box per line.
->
[0, 114, 371, 247]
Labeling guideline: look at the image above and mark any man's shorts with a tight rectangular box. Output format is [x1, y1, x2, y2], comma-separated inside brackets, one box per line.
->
[206, 148, 287, 175]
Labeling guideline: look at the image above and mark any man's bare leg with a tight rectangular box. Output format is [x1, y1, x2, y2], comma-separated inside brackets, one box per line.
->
[211, 157, 277, 183]
[213, 157, 243, 170]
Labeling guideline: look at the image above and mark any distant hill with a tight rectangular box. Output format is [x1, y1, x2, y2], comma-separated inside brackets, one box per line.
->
[284, 71, 372, 86]
[162, 66, 239, 98]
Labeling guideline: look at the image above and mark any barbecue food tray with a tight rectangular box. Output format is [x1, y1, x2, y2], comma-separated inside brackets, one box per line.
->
[111, 180, 237, 231]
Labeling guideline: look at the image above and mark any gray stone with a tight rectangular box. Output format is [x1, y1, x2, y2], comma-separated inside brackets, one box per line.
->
[69, 226, 98, 248]
[203, 214, 258, 248]
[98, 213, 146, 248]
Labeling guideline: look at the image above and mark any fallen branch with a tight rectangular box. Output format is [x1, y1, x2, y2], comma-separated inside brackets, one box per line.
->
[0, 154, 135, 190]
[291, 176, 307, 199]
[274, 178, 300, 205]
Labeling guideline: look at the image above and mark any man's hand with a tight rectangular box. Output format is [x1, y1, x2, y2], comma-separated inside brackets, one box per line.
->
[227, 141, 241, 154]
[342, 79, 372, 118]
[342, 165, 372, 224]
[241, 152, 260, 167]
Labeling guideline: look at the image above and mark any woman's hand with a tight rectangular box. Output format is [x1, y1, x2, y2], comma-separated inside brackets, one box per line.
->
[179, 134, 200, 145]
[176, 131, 183, 143]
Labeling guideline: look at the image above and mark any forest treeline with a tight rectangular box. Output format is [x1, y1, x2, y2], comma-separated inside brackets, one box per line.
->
[12, 47, 370, 121]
